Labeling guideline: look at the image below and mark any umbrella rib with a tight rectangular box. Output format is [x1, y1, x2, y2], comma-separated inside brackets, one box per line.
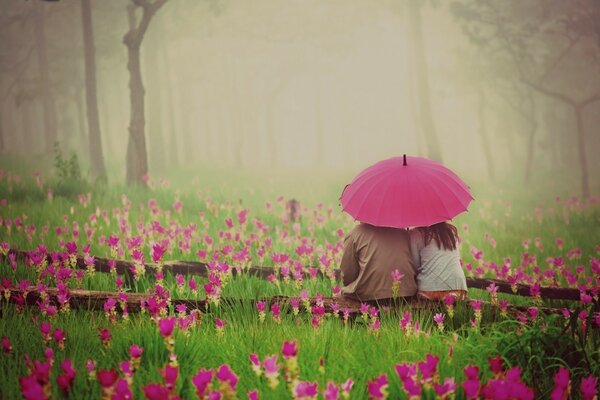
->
[421, 170, 472, 216]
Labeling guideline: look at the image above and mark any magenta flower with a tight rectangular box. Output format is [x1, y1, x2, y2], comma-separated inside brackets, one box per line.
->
[470, 300, 483, 311]
[341, 378, 354, 396]
[294, 381, 318, 398]
[130, 344, 143, 359]
[114, 379, 132, 400]
[249, 353, 261, 376]
[263, 355, 279, 377]
[192, 369, 213, 398]
[462, 365, 480, 399]
[104, 298, 117, 313]
[98, 327, 112, 347]
[434, 377, 457, 398]
[162, 364, 178, 390]
[488, 355, 504, 376]
[256, 301, 266, 313]
[247, 389, 259, 400]
[151, 242, 167, 264]
[216, 364, 238, 391]
[417, 354, 439, 382]
[580, 375, 598, 400]
[158, 317, 176, 338]
[281, 340, 298, 359]
[395, 362, 417, 382]
[56, 359, 76, 393]
[19, 374, 46, 400]
[143, 383, 170, 400]
[550, 367, 570, 400]
[53, 328, 66, 349]
[324, 382, 339, 400]
[402, 376, 421, 398]
[367, 374, 388, 399]
[97, 369, 119, 388]
[2, 336, 12, 354]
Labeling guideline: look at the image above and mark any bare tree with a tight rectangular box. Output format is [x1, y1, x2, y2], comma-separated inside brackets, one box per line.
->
[81, 0, 107, 179]
[452, 0, 600, 197]
[33, 3, 57, 155]
[407, 0, 443, 162]
[123, 0, 168, 185]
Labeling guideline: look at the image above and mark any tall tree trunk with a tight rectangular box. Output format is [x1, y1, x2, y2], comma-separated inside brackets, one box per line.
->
[522, 81, 597, 198]
[407, 0, 443, 162]
[33, 5, 57, 155]
[0, 110, 4, 153]
[123, 0, 167, 185]
[144, 29, 166, 173]
[476, 87, 495, 181]
[163, 43, 179, 168]
[574, 105, 589, 198]
[75, 88, 87, 155]
[81, 0, 107, 179]
[314, 76, 324, 166]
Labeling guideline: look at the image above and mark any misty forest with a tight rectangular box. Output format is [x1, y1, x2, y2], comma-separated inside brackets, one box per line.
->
[0, 1, 599, 399]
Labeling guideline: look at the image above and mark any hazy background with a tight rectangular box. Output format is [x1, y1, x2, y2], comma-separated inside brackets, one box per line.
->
[1, 0, 599, 199]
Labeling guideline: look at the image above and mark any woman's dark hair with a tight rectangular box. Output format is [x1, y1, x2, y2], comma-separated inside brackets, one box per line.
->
[419, 222, 458, 251]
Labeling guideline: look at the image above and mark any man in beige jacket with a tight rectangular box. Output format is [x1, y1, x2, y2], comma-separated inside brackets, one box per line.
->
[340, 223, 417, 301]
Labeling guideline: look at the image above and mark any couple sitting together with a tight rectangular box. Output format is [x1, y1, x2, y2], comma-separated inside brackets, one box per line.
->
[340, 221, 467, 302]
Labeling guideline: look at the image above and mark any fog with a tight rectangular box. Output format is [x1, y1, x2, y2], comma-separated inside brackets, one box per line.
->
[1, 0, 599, 196]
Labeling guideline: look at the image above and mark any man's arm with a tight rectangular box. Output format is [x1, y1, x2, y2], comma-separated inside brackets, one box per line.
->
[340, 233, 360, 286]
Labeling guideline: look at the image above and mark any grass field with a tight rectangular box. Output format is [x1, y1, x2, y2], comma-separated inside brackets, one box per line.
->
[0, 165, 598, 399]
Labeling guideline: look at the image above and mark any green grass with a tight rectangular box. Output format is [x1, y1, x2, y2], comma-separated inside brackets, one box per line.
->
[0, 165, 599, 399]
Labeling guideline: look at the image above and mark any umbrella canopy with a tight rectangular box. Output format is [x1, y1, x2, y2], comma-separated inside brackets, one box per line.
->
[340, 155, 473, 228]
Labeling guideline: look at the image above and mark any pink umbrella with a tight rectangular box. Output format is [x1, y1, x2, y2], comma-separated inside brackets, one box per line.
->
[340, 155, 473, 228]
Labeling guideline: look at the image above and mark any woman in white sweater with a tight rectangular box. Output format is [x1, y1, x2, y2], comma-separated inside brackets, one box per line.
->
[409, 222, 468, 301]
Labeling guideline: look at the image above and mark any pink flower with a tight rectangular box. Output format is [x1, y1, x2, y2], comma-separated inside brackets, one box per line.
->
[281, 340, 298, 359]
[216, 364, 238, 391]
[324, 382, 339, 400]
[443, 294, 456, 306]
[462, 365, 480, 399]
[161, 364, 178, 390]
[129, 344, 143, 359]
[114, 379, 132, 400]
[247, 389, 259, 400]
[434, 377, 457, 398]
[19, 374, 46, 400]
[263, 355, 279, 377]
[294, 381, 318, 398]
[256, 301, 266, 313]
[488, 355, 503, 376]
[151, 242, 167, 264]
[580, 375, 598, 400]
[470, 300, 483, 311]
[158, 317, 176, 337]
[402, 376, 421, 398]
[2, 336, 12, 354]
[53, 329, 66, 348]
[97, 369, 119, 388]
[56, 359, 76, 393]
[143, 383, 170, 400]
[550, 367, 570, 400]
[98, 328, 112, 347]
[192, 369, 213, 398]
[395, 362, 417, 382]
[417, 354, 439, 382]
[367, 374, 388, 399]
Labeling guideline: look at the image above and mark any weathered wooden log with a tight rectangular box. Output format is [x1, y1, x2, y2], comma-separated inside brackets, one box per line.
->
[465, 277, 583, 302]
[3, 248, 592, 303]
[4, 287, 573, 319]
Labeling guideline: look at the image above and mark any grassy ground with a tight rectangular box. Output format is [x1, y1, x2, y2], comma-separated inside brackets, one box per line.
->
[0, 162, 599, 399]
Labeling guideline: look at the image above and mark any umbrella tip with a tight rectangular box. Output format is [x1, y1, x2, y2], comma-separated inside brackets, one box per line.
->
[403, 154, 407, 166]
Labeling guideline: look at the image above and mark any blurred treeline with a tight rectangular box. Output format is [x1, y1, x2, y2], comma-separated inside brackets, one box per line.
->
[0, 0, 599, 196]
